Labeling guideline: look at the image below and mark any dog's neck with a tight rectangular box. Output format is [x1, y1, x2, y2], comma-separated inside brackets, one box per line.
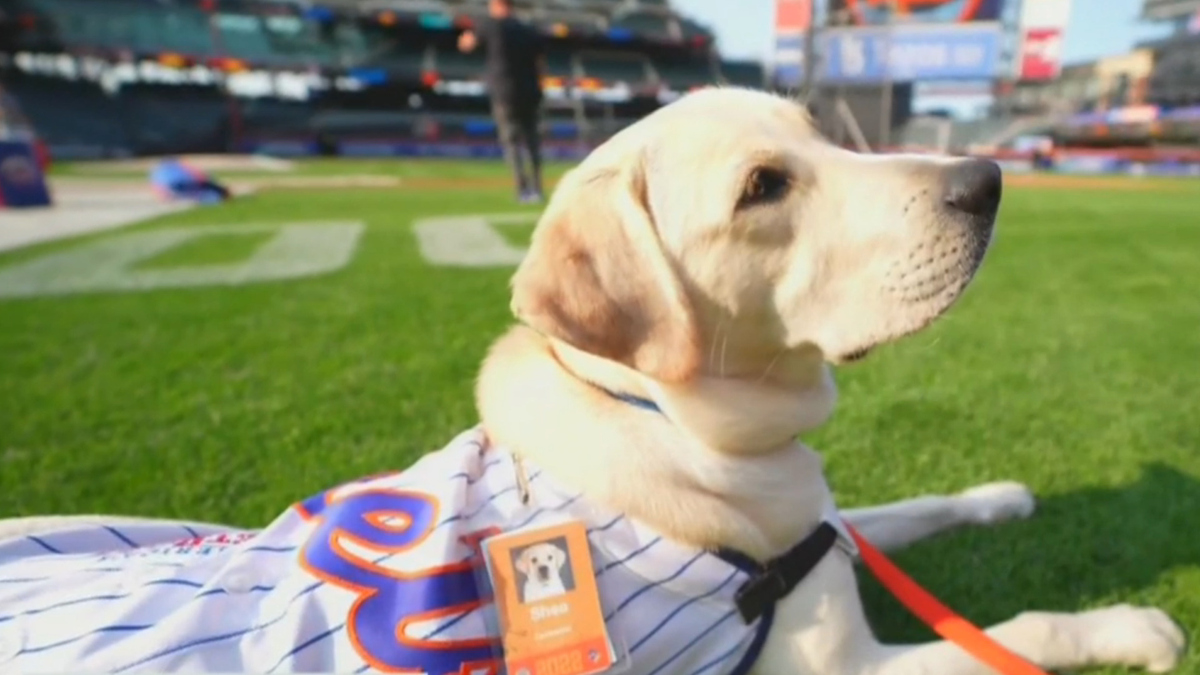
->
[549, 338, 837, 454]
[476, 326, 835, 560]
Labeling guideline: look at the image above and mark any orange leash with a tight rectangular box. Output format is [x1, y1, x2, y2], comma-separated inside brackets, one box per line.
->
[844, 523, 1052, 675]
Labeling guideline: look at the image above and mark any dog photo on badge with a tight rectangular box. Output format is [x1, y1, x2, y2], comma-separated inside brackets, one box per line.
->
[512, 536, 574, 603]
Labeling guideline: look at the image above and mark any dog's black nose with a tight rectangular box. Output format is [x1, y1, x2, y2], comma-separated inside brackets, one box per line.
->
[942, 158, 1002, 217]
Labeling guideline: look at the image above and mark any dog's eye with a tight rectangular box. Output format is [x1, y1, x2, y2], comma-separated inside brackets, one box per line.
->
[738, 167, 791, 209]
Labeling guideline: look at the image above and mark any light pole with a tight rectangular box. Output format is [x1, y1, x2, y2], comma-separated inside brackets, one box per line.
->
[800, 0, 819, 101]
[879, 0, 898, 150]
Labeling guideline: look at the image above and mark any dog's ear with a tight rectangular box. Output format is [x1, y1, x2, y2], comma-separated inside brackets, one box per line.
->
[515, 549, 531, 576]
[510, 160, 701, 383]
[551, 545, 566, 570]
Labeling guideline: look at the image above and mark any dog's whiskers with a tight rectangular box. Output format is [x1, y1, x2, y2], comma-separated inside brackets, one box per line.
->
[756, 349, 785, 384]
[708, 318, 727, 373]
[719, 330, 730, 378]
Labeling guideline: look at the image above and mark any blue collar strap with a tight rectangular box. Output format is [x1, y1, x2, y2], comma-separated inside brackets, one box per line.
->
[600, 388, 663, 413]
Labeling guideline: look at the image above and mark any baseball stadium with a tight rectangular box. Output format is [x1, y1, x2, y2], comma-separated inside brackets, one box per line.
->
[2, 0, 1200, 672]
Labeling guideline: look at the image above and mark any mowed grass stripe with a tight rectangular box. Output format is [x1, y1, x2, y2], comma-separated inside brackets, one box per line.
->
[132, 231, 278, 270]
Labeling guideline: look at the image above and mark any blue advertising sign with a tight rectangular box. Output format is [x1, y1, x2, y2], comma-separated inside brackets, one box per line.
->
[774, 34, 806, 87]
[0, 141, 52, 209]
[819, 23, 1001, 82]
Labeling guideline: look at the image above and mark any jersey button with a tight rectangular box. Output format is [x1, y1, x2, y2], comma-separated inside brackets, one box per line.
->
[112, 566, 148, 594]
[220, 569, 259, 595]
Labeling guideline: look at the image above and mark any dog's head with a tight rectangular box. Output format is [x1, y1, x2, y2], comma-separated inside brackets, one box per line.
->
[512, 87, 1000, 387]
[516, 543, 567, 585]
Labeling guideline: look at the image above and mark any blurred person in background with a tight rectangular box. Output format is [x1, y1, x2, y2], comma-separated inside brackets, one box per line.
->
[458, 0, 547, 204]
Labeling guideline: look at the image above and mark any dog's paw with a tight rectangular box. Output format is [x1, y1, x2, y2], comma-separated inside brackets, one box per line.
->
[1081, 605, 1186, 673]
[955, 481, 1036, 525]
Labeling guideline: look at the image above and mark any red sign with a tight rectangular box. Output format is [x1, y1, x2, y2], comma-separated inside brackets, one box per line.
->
[776, 0, 812, 32]
[1019, 27, 1063, 81]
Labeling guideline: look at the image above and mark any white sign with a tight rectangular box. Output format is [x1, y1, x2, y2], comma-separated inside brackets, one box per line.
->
[0, 222, 364, 298]
[1018, 0, 1073, 30]
[412, 213, 537, 268]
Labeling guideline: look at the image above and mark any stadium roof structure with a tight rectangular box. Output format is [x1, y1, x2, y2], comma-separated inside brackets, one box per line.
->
[293, 0, 677, 15]
[290, 0, 715, 47]
[1141, 0, 1200, 20]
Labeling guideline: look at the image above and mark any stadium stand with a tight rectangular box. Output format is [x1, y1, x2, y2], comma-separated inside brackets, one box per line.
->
[1148, 35, 1200, 106]
[0, 0, 757, 158]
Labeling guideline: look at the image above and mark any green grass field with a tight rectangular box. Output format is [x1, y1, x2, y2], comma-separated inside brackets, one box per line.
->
[2, 162, 1200, 670]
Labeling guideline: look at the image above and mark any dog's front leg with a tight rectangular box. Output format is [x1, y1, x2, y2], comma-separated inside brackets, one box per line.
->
[839, 481, 1036, 553]
[859, 605, 1185, 675]
[756, 553, 1184, 675]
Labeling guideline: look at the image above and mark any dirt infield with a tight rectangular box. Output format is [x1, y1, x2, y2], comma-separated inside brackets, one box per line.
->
[1004, 173, 1190, 191]
[0, 181, 192, 253]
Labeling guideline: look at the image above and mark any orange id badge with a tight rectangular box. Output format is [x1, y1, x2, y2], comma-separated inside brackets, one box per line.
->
[483, 521, 616, 675]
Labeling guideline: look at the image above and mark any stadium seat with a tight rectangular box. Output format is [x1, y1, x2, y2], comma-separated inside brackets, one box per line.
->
[212, 12, 279, 62]
[652, 57, 714, 90]
[578, 51, 651, 86]
[676, 16, 713, 41]
[544, 47, 577, 78]
[313, 110, 420, 139]
[720, 60, 766, 89]
[122, 88, 230, 154]
[434, 47, 487, 80]
[532, 9, 605, 35]
[5, 78, 129, 155]
[610, 11, 673, 40]
[8, 0, 770, 156]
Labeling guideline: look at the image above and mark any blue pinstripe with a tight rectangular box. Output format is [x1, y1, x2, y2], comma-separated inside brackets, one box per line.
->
[103, 526, 139, 549]
[629, 569, 741, 654]
[686, 632, 756, 675]
[264, 622, 346, 673]
[0, 593, 126, 624]
[418, 608, 477, 641]
[110, 580, 325, 672]
[605, 552, 706, 621]
[0, 435, 766, 675]
[588, 515, 624, 533]
[81, 562, 187, 572]
[193, 584, 276, 599]
[435, 471, 542, 530]
[19, 624, 153, 656]
[644, 608, 739, 675]
[25, 535, 63, 554]
[273, 488, 586, 667]
[242, 545, 297, 553]
[597, 536, 663, 576]
[107, 455, 515, 673]
[5, 578, 224, 633]
[448, 457, 503, 485]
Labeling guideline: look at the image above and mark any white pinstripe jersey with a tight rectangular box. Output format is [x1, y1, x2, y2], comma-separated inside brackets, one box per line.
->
[0, 427, 848, 674]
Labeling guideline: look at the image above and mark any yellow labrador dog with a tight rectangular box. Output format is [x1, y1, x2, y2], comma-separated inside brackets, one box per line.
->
[476, 87, 1185, 674]
[0, 87, 1184, 675]
[515, 542, 570, 602]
